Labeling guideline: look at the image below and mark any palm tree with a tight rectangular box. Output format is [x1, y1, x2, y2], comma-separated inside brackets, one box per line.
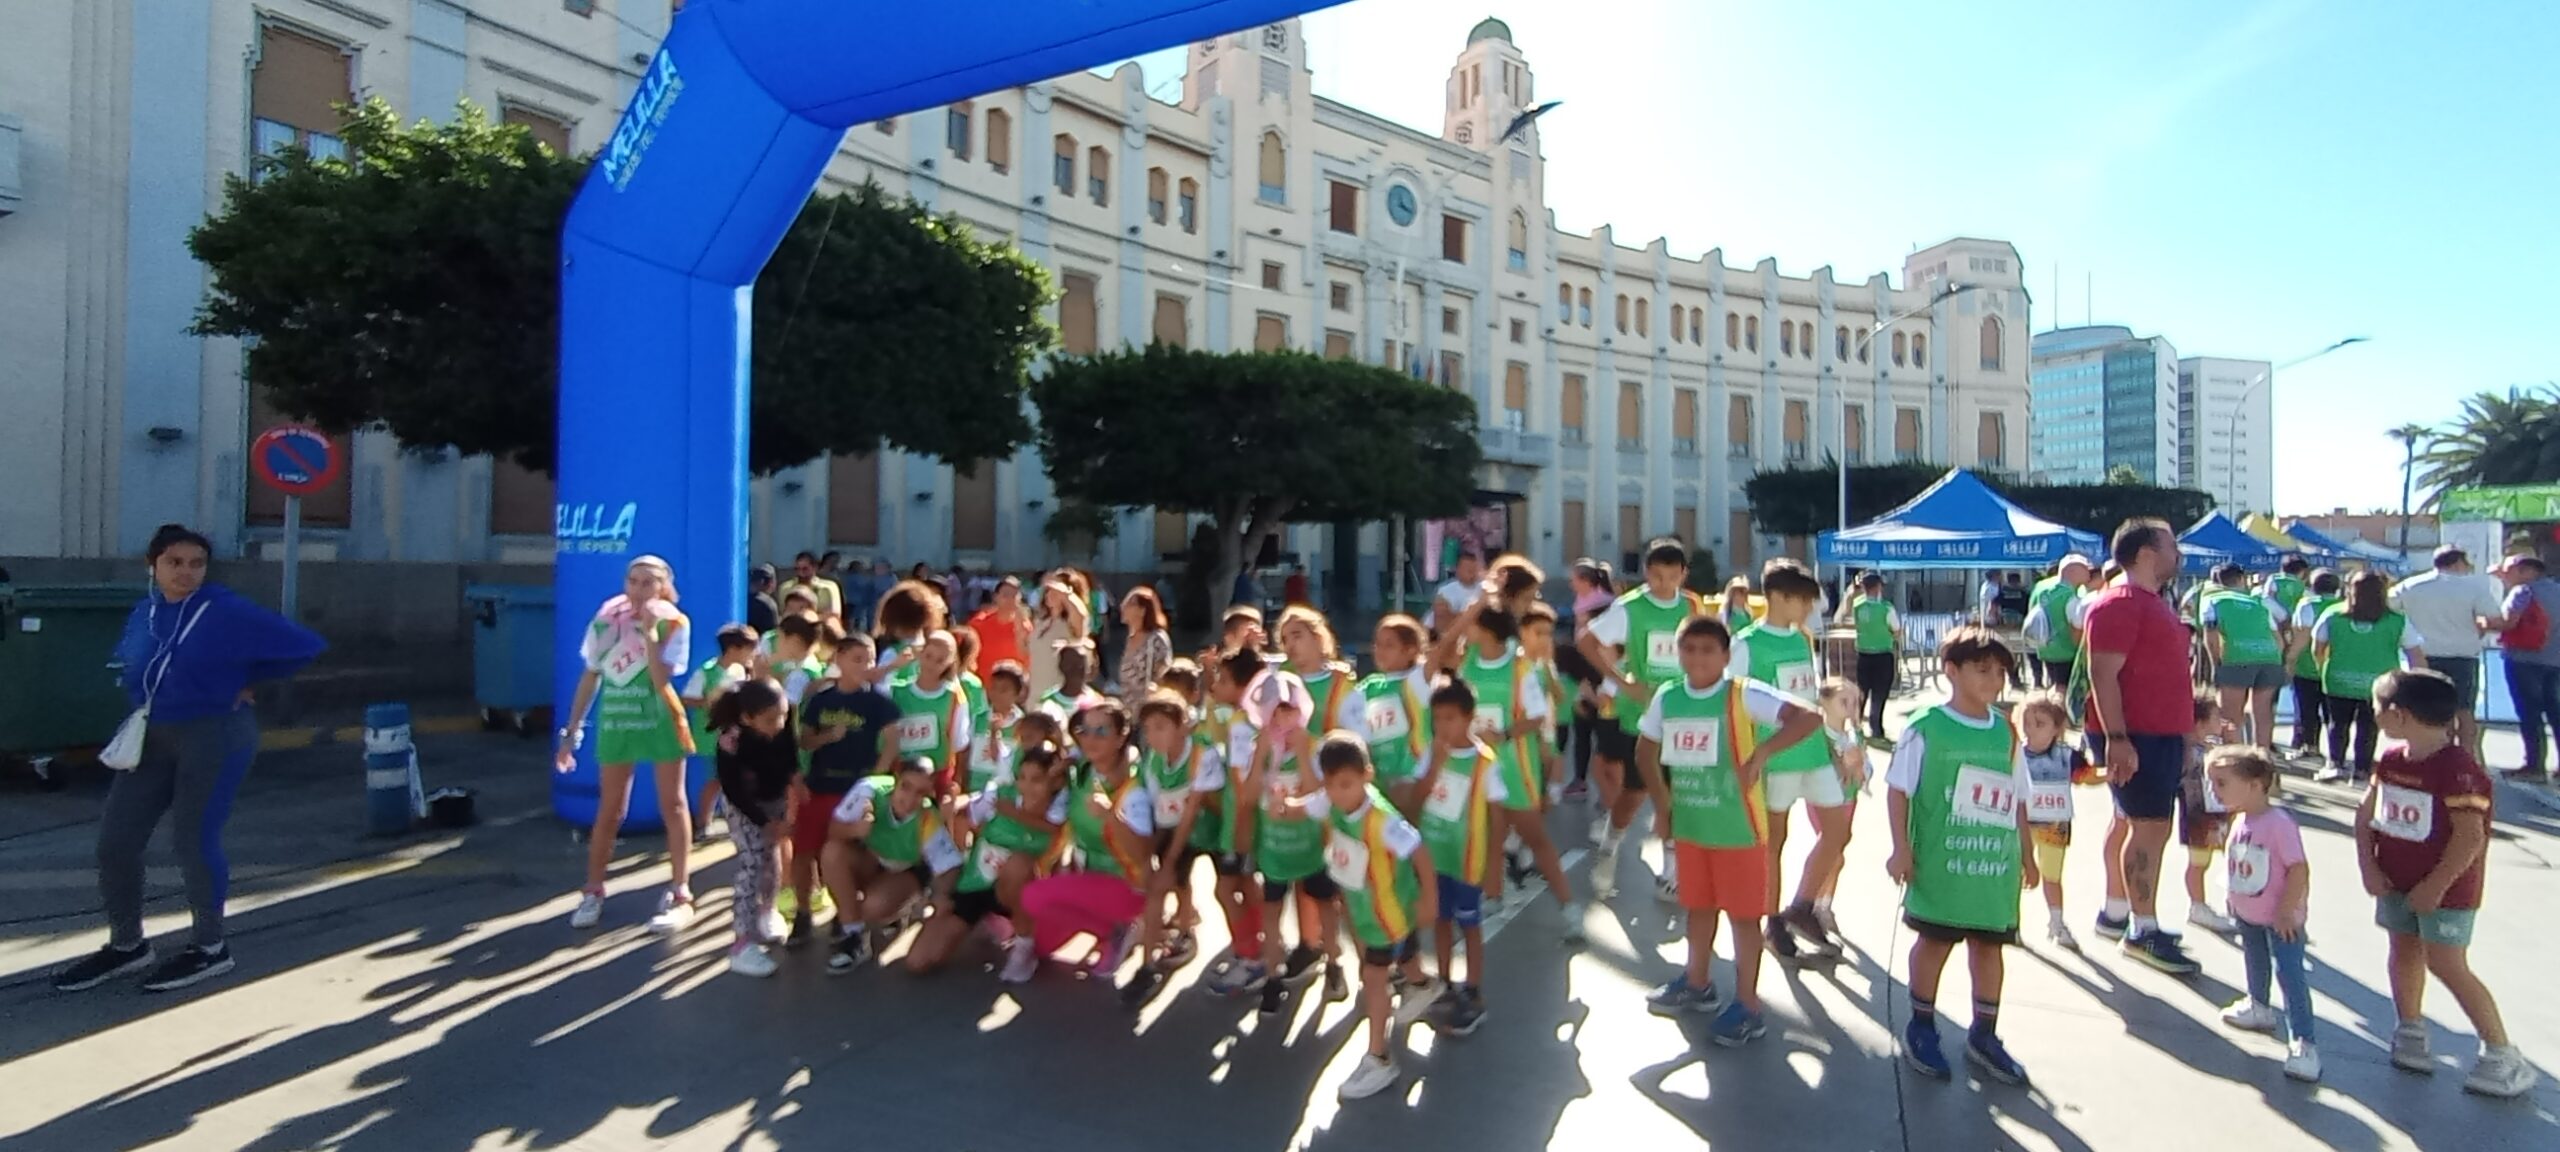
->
[2388, 422, 2433, 555]
[2416, 385, 2560, 502]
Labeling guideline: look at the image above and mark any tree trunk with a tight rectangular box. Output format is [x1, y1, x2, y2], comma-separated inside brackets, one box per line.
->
[1202, 495, 1295, 627]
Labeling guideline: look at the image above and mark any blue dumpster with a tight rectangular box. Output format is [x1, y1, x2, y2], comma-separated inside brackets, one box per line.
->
[464, 584, 554, 735]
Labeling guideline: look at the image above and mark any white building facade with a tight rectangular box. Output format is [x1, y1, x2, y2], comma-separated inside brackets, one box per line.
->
[2, 6, 2034, 597]
[2177, 355, 2273, 512]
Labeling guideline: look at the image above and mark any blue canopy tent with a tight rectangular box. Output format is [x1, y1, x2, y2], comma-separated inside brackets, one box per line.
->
[1818, 469, 2102, 570]
[2178, 511, 2286, 575]
[2283, 520, 2402, 572]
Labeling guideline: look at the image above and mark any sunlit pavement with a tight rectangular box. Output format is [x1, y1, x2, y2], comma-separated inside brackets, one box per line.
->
[2, 699, 2555, 1152]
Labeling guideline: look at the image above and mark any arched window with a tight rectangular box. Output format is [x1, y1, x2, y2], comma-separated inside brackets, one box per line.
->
[1744, 315, 1759, 353]
[1913, 334, 1927, 369]
[1690, 309, 1703, 345]
[1780, 320, 1795, 357]
[1835, 325, 1849, 361]
[1577, 287, 1592, 327]
[1635, 297, 1650, 338]
[1892, 331, 1908, 366]
[1052, 133, 1075, 194]
[947, 101, 972, 161]
[1177, 177, 1198, 233]
[1670, 305, 1685, 343]
[1507, 211, 1528, 271]
[1257, 130, 1286, 204]
[1726, 311, 1740, 350]
[1856, 332, 1870, 364]
[1146, 167, 1168, 224]
[1087, 145, 1109, 205]
[1614, 294, 1628, 333]
[1979, 315, 2004, 370]
[985, 107, 1012, 174]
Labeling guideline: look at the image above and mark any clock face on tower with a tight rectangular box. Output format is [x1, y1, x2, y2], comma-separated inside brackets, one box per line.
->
[1387, 184, 1417, 227]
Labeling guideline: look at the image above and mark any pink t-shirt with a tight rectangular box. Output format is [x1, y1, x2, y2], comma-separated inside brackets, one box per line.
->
[2225, 807, 2307, 927]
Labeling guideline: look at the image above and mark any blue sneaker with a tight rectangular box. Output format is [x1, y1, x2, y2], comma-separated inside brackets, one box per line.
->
[2093, 911, 2130, 942]
[1709, 1002, 1768, 1047]
[1646, 977, 1721, 1018]
[1967, 1033, 2029, 1085]
[1904, 1017, 1951, 1079]
[2120, 929, 2200, 976]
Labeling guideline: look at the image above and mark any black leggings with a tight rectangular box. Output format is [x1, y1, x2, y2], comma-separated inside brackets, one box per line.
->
[2324, 695, 2377, 775]
[1569, 713, 1598, 784]
[1855, 651, 1897, 735]
[2290, 677, 2327, 750]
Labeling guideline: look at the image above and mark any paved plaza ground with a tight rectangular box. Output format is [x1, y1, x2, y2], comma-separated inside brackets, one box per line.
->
[3, 690, 2556, 1151]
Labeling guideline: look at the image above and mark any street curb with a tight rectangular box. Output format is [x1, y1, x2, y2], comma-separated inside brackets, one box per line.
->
[257, 712, 483, 753]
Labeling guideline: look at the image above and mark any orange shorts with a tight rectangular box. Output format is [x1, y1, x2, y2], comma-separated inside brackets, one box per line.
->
[1675, 841, 1771, 917]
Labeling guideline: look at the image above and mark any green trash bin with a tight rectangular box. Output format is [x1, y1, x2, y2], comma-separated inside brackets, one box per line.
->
[0, 583, 146, 760]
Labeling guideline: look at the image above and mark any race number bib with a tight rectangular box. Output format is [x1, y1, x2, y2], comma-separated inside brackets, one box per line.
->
[923, 831, 965, 876]
[2026, 781, 2073, 824]
[2228, 841, 2271, 897]
[1365, 698, 1411, 743]
[598, 627, 652, 686]
[1325, 834, 1370, 892]
[1645, 632, 1680, 676]
[2372, 783, 2434, 842]
[895, 713, 940, 753]
[1424, 770, 1474, 823]
[1152, 785, 1188, 828]
[973, 842, 1015, 880]
[1775, 663, 1818, 700]
[1660, 717, 1722, 768]
[1950, 764, 2019, 826]
[1264, 770, 1303, 816]
[1472, 704, 1506, 739]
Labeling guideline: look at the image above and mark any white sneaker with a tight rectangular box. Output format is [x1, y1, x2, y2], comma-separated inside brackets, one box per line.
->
[569, 892, 605, 930]
[1589, 848, 1619, 899]
[1338, 1053, 1401, 1101]
[2283, 1038, 2322, 1082]
[1654, 870, 1681, 905]
[999, 937, 1039, 985]
[1589, 816, 1611, 843]
[2048, 921, 2080, 951]
[1559, 900, 1588, 944]
[2187, 905, 2238, 934]
[2220, 998, 2281, 1034]
[760, 909, 789, 945]
[727, 944, 778, 979]
[1394, 978, 1444, 1028]
[2464, 1045, 2539, 1098]
[648, 892, 694, 934]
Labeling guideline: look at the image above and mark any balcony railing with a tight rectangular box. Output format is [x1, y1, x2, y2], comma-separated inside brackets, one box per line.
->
[1479, 427, 1556, 469]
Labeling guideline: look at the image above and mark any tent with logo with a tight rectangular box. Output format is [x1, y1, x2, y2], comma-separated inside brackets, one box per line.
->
[1818, 469, 2102, 570]
[2178, 510, 2287, 575]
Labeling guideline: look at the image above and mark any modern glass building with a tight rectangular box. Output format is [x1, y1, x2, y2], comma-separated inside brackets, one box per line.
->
[2028, 325, 2179, 486]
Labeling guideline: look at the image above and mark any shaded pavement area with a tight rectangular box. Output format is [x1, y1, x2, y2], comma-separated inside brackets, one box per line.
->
[1, 694, 2556, 1151]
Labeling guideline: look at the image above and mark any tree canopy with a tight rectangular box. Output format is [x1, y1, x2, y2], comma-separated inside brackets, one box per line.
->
[1033, 346, 1481, 614]
[188, 97, 1054, 476]
[2414, 386, 2560, 505]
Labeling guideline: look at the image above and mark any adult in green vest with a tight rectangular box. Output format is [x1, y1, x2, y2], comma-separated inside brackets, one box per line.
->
[1733, 559, 1847, 960]
[2022, 556, 2092, 691]
[2267, 555, 2311, 623]
[2310, 569, 2428, 783]
[2279, 570, 2344, 762]
[1832, 570, 1903, 744]
[1575, 538, 1707, 905]
[2201, 563, 2290, 748]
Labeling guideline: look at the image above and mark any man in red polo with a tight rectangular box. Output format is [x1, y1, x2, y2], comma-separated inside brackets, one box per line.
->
[2081, 518, 2201, 976]
[964, 576, 1032, 679]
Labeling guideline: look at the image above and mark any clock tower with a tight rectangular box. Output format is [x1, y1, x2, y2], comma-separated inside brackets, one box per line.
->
[1444, 17, 1533, 152]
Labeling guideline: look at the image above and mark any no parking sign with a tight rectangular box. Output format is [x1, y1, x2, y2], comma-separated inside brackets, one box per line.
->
[250, 425, 341, 496]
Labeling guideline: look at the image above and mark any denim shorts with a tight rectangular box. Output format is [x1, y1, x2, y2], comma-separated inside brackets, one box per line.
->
[2376, 891, 2476, 946]
[1436, 873, 1485, 928]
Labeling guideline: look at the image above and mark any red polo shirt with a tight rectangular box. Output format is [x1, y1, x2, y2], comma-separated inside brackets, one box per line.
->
[2082, 582, 2193, 735]
[964, 607, 1029, 678]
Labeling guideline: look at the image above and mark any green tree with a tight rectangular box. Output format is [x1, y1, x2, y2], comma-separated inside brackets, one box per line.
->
[1033, 347, 1481, 618]
[2103, 463, 2146, 486]
[2415, 386, 2560, 504]
[188, 98, 1054, 475]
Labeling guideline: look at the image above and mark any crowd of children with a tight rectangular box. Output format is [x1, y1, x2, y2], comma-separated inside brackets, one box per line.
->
[544, 535, 2536, 1105]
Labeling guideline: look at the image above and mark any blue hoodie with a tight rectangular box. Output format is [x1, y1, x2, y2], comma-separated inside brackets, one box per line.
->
[115, 583, 328, 722]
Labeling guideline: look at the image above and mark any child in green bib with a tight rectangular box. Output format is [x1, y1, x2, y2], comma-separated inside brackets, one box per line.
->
[963, 661, 1027, 792]
[1884, 625, 2035, 1086]
[1734, 559, 1852, 962]
[1634, 613, 1821, 1047]
[1307, 733, 1439, 1103]
[1416, 680, 1507, 1036]
[2281, 570, 2343, 761]
[1573, 539, 1706, 905]
[1359, 615, 1437, 811]
[904, 741, 1068, 976]
[556, 556, 700, 933]
[820, 759, 955, 967]
[1137, 689, 1222, 969]
[1520, 603, 1572, 807]
[1439, 597, 1580, 944]
[886, 629, 974, 793]
[682, 624, 759, 839]
[1238, 688, 1350, 1011]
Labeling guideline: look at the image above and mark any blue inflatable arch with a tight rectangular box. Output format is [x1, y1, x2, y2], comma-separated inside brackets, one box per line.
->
[552, 0, 1338, 823]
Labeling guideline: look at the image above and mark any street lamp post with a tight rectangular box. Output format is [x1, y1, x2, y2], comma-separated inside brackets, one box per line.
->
[1838, 282, 1976, 554]
[2223, 336, 2370, 512]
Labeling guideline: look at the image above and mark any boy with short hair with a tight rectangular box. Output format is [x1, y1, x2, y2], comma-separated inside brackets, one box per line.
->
[1305, 732, 1439, 1102]
[1416, 679, 1505, 1035]
[1038, 642, 1106, 722]
[2355, 669, 2537, 1097]
[1580, 539, 1708, 903]
[1737, 559, 1853, 961]
[1887, 626, 2036, 1085]
[1637, 615, 1823, 1046]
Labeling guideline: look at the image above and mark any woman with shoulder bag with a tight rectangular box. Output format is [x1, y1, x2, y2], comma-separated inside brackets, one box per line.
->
[54, 524, 325, 994]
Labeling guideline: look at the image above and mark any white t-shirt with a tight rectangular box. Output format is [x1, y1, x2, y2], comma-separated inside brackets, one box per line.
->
[1884, 705, 2031, 795]
[966, 783, 1072, 827]
[1585, 590, 1688, 650]
[1429, 579, 1480, 629]
[2389, 571, 2502, 660]
[2310, 613, 2428, 651]
[1635, 674, 1795, 741]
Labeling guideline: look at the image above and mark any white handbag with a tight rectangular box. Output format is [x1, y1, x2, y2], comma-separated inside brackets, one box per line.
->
[102, 597, 210, 771]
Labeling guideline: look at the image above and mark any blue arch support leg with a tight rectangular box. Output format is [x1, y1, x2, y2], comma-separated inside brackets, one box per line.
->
[551, 0, 1340, 826]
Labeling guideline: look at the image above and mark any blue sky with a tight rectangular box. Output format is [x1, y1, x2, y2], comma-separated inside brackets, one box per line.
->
[1103, 0, 2559, 515]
